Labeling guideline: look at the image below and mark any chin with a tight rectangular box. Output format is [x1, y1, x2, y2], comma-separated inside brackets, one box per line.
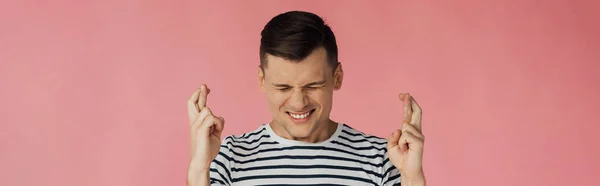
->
[283, 119, 314, 136]
[281, 117, 318, 137]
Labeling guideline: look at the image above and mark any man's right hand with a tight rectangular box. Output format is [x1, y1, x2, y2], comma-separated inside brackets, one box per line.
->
[187, 84, 225, 185]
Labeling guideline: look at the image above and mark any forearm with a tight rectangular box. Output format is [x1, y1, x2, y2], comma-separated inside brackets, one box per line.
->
[187, 168, 210, 186]
[401, 173, 426, 186]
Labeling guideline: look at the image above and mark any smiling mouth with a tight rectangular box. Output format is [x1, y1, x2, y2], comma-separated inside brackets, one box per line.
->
[286, 109, 316, 119]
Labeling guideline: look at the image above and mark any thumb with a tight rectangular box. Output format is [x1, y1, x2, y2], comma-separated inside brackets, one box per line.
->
[399, 131, 410, 152]
[387, 129, 401, 149]
[212, 116, 225, 137]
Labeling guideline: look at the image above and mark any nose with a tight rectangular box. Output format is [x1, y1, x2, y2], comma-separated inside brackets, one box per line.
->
[288, 89, 308, 110]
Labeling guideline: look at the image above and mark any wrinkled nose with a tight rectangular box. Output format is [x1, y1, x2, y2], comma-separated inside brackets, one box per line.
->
[288, 89, 308, 110]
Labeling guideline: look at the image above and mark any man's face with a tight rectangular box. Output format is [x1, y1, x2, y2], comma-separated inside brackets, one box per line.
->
[259, 47, 343, 140]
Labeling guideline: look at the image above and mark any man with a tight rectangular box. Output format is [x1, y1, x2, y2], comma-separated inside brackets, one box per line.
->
[187, 10, 426, 186]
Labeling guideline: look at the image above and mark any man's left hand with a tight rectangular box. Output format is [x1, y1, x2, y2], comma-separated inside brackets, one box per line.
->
[387, 93, 426, 186]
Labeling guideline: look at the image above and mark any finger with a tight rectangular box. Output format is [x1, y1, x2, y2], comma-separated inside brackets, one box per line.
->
[197, 84, 210, 110]
[402, 131, 424, 151]
[399, 93, 407, 122]
[402, 122, 424, 140]
[192, 107, 212, 128]
[386, 129, 401, 149]
[199, 115, 217, 138]
[409, 95, 423, 130]
[187, 88, 201, 121]
[399, 93, 413, 124]
[405, 93, 413, 124]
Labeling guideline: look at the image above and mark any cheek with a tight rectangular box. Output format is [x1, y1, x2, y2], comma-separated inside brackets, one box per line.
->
[268, 91, 289, 109]
[308, 89, 333, 107]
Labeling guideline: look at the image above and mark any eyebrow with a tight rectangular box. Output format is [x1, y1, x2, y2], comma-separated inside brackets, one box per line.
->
[272, 80, 326, 88]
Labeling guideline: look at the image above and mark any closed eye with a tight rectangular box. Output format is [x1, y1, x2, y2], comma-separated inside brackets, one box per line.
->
[272, 81, 325, 91]
[278, 87, 291, 91]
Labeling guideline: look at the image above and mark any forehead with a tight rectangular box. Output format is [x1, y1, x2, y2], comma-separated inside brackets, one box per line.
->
[263, 48, 332, 84]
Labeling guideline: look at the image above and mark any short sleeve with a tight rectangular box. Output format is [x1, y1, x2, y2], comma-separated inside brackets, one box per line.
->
[208, 136, 234, 185]
[380, 152, 402, 186]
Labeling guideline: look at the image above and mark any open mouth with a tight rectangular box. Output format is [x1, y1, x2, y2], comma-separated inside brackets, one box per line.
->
[286, 109, 316, 120]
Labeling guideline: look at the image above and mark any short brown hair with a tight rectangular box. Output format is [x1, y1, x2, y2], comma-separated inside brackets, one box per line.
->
[259, 11, 339, 71]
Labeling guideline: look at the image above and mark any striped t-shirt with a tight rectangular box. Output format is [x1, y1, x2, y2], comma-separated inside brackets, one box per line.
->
[209, 123, 402, 185]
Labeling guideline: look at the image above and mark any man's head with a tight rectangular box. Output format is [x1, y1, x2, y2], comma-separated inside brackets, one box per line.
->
[258, 11, 344, 141]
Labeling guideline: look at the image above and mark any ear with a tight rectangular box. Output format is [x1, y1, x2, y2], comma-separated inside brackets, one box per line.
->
[258, 65, 265, 92]
[333, 62, 343, 90]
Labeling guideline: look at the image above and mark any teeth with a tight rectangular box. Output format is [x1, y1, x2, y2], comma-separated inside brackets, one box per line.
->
[290, 111, 310, 119]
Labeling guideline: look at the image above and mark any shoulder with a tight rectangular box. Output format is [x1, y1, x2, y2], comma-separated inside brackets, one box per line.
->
[337, 123, 389, 148]
[221, 124, 272, 148]
[337, 124, 401, 184]
[334, 123, 389, 164]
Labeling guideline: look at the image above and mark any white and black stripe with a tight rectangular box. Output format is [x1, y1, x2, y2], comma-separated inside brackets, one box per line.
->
[209, 123, 401, 185]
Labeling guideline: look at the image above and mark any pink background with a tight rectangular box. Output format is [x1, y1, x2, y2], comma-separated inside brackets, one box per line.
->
[1, 1, 599, 186]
